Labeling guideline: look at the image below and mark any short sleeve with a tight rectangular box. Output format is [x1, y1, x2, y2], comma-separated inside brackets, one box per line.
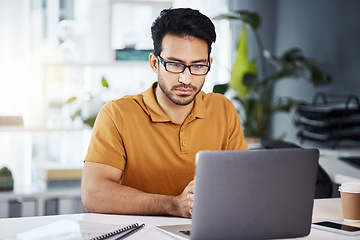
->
[84, 103, 126, 170]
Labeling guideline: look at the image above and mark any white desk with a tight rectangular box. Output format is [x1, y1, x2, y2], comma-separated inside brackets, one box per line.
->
[0, 198, 359, 239]
[318, 148, 360, 184]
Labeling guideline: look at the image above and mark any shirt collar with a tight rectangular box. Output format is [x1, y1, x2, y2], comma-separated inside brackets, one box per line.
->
[142, 82, 207, 122]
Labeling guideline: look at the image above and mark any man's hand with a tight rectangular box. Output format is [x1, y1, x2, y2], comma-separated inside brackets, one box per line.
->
[174, 180, 195, 218]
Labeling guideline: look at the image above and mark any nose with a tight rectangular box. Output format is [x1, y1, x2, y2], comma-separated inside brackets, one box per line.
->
[179, 66, 192, 84]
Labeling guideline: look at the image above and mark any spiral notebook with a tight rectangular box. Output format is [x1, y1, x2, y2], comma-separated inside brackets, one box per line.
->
[5, 219, 144, 240]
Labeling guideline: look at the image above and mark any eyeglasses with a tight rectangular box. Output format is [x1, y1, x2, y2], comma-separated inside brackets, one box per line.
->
[157, 55, 210, 76]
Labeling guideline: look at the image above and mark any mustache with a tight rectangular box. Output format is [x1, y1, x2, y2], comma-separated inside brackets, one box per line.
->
[171, 83, 197, 91]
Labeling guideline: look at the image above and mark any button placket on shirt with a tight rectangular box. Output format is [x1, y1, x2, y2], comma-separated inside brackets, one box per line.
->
[179, 114, 195, 154]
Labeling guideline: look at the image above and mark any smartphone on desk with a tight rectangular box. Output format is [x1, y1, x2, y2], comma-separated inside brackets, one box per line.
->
[312, 221, 360, 236]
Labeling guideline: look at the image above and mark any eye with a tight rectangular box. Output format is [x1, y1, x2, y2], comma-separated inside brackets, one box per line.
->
[192, 65, 206, 69]
[168, 62, 183, 68]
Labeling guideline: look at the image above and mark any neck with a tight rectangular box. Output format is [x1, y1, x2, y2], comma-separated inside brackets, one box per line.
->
[154, 86, 194, 124]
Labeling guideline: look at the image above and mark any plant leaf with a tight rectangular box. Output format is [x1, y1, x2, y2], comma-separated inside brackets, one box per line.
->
[213, 83, 229, 95]
[213, 10, 261, 30]
[230, 25, 258, 98]
[84, 115, 97, 128]
[242, 73, 258, 89]
[213, 13, 245, 21]
[272, 97, 299, 112]
[70, 109, 82, 121]
[234, 10, 261, 29]
[282, 48, 303, 61]
[65, 97, 77, 104]
[101, 77, 109, 88]
[296, 59, 330, 86]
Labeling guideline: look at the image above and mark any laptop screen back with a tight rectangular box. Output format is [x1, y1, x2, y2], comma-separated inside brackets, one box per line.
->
[190, 148, 319, 240]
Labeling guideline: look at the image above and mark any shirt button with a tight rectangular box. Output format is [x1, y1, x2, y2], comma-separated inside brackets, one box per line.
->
[182, 142, 187, 146]
[180, 128, 184, 132]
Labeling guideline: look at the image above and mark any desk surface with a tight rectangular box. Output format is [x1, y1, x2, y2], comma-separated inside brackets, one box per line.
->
[318, 148, 360, 184]
[0, 198, 359, 239]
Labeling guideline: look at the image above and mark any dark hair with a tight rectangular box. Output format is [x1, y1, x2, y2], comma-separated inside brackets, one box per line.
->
[151, 8, 216, 57]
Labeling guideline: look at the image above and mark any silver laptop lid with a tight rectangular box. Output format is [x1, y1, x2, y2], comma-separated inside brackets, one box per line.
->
[190, 148, 319, 240]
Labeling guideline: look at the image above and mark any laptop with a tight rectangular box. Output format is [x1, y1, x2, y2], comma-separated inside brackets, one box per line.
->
[157, 148, 319, 240]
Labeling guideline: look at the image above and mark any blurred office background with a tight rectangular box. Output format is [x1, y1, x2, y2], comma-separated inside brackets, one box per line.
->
[0, 0, 359, 217]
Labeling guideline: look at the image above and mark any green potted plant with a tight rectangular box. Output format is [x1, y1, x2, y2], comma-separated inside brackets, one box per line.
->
[213, 10, 330, 138]
[0, 166, 14, 191]
[65, 77, 109, 128]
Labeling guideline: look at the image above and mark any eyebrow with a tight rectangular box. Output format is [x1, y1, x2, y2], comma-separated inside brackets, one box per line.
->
[165, 56, 208, 64]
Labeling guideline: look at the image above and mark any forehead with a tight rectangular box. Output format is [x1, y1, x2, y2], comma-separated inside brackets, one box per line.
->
[161, 34, 209, 61]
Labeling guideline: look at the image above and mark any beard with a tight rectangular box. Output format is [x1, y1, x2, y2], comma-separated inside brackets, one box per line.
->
[157, 75, 204, 106]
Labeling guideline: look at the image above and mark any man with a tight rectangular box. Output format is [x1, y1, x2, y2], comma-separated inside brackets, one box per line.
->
[81, 8, 248, 219]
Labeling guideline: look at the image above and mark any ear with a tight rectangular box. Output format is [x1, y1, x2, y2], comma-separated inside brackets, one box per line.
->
[149, 53, 158, 73]
[209, 57, 213, 65]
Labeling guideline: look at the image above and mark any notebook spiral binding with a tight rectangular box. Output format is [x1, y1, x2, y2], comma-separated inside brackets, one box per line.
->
[90, 223, 139, 240]
[114, 223, 145, 240]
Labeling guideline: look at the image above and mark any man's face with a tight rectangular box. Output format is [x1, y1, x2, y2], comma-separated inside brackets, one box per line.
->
[156, 34, 211, 106]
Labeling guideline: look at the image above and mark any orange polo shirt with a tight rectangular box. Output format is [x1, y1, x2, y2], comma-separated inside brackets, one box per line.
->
[84, 82, 248, 195]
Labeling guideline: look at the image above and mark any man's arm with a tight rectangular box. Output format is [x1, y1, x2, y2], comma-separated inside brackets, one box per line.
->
[81, 162, 193, 218]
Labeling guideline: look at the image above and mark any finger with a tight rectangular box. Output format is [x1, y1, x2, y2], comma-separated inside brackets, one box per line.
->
[187, 193, 194, 201]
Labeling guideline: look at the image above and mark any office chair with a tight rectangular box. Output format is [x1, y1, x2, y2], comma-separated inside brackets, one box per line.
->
[260, 138, 333, 199]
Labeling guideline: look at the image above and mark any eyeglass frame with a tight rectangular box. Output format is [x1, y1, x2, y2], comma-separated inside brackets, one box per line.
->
[157, 55, 211, 76]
